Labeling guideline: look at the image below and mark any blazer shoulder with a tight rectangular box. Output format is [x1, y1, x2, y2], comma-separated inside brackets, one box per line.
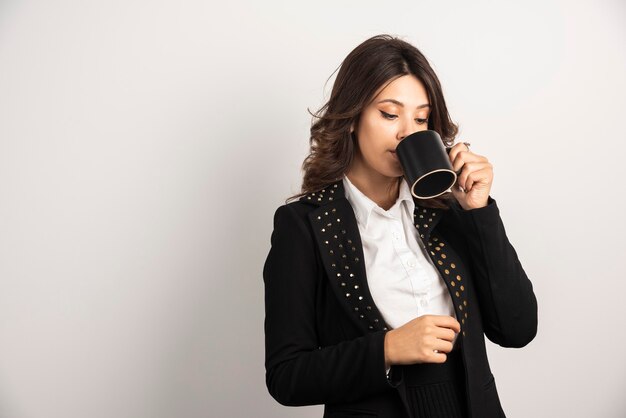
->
[270, 201, 317, 233]
[273, 180, 344, 224]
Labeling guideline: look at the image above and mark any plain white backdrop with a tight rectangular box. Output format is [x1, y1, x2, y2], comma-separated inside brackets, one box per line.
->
[0, 1, 625, 417]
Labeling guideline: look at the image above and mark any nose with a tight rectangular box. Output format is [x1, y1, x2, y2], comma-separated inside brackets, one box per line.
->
[397, 118, 427, 141]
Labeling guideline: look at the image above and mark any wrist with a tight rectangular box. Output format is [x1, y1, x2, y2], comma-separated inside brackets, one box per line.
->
[384, 330, 394, 369]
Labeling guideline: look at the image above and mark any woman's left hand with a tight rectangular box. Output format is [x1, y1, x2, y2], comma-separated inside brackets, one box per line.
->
[448, 142, 493, 210]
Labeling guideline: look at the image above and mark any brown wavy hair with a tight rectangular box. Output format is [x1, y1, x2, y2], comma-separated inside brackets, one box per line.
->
[286, 34, 460, 209]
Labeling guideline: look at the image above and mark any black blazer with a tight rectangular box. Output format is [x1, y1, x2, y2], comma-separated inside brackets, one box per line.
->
[263, 179, 538, 418]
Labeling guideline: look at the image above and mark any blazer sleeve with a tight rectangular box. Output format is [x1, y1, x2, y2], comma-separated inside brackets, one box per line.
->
[263, 204, 399, 407]
[448, 196, 538, 348]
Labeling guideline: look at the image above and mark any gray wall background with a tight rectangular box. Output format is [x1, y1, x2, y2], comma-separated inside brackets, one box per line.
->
[1, 0, 625, 417]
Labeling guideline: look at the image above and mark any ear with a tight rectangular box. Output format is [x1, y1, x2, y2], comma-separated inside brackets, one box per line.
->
[350, 123, 355, 133]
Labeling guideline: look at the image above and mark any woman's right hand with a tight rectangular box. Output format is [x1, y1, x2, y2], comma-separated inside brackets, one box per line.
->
[384, 315, 461, 367]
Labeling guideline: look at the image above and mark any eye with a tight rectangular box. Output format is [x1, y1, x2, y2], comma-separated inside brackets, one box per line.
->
[380, 110, 397, 120]
[380, 110, 428, 125]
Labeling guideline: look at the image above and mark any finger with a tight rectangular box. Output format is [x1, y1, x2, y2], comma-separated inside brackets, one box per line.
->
[448, 142, 467, 166]
[433, 327, 457, 342]
[447, 142, 470, 164]
[433, 339, 454, 353]
[430, 351, 448, 363]
[466, 175, 475, 193]
[451, 181, 465, 194]
[431, 315, 461, 333]
[464, 166, 492, 192]
[457, 162, 490, 190]
[451, 151, 470, 174]
[451, 150, 487, 174]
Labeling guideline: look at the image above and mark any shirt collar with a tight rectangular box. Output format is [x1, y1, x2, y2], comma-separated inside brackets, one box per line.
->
[342, 175, 415, 229]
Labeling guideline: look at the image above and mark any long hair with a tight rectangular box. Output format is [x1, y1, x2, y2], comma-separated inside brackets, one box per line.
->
[286, 34, 460, 209]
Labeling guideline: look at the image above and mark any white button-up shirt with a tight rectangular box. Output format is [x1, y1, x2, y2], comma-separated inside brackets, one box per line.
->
[342, 174, 458, 367]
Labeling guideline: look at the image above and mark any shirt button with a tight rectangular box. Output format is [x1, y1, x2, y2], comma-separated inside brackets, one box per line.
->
[408, 259, 416, 268]
[420, 299, 428, 307]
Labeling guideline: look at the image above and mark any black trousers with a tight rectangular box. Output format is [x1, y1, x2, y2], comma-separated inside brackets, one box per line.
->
[401, 338, 469, 418]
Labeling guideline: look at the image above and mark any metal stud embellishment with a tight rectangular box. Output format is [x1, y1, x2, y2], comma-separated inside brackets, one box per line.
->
[312, 186, 387, 333]
[423, 231, 470, 337]
[412, 205, 442, 243]
[301, 182, 341, 206]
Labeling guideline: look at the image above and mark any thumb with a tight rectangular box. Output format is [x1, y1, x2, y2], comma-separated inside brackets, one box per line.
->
[450, 182, 465, 195]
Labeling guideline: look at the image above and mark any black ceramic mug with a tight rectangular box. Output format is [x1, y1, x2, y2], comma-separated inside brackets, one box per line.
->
[395, 130, 457, 199]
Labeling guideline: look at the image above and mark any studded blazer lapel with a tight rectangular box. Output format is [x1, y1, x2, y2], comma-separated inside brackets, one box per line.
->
[302, 179, 470, 337]
[418, 216, 471, 337]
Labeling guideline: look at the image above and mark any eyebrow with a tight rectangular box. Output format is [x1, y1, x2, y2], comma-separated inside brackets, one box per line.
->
[376, 99, 430, 109]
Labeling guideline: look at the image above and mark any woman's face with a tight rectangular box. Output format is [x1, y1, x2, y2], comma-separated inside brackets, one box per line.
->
[350, 74, 431, 180]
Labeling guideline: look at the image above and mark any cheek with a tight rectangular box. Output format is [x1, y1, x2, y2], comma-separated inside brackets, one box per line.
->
[357, 133, 398, 171]
[359, 118, 392, 150]
[365, 116, 388, 133]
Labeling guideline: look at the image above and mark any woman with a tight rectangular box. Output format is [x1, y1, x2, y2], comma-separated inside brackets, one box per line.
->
[263, 34, 538, 418]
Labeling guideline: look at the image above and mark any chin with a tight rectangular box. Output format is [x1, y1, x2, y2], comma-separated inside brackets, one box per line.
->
[386, 163, 404, 178]
[378, 167, 403, 179]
